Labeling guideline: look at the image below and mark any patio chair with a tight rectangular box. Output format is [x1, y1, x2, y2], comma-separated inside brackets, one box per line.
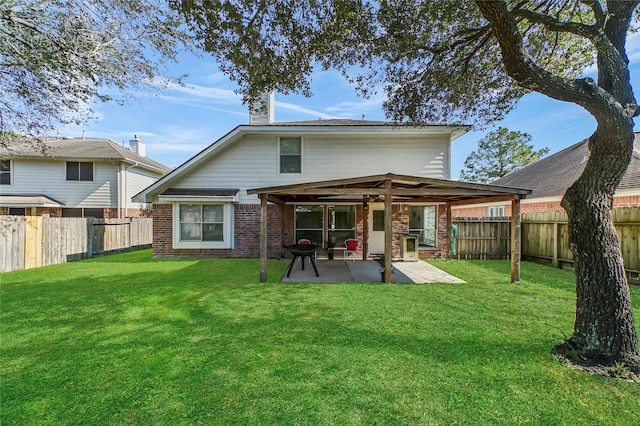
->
[343, 238, 360, 262]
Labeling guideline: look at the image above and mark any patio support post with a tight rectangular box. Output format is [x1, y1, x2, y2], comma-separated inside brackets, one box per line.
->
[280, 203, 286, 258]
[260, 194, 268, 283]
[362, 198, 369, 260]
[446, 202, 452, 258]
[511, 197, 522, 282]
[384, 180, 392, 283]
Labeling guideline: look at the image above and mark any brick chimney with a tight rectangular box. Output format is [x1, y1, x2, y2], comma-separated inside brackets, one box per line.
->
[249, 91, 275, 125]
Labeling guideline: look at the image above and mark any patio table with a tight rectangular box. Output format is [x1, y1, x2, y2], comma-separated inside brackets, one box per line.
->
[284, 244, 319, 277]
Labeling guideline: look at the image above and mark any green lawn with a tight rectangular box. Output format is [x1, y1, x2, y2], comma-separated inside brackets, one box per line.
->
[1, 250, 638, 425]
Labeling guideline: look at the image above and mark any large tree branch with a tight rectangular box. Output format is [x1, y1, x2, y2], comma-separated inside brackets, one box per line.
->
[512, 8, 598, 40]
[580, 0, 605, 28]
[512, 1, 637, 109]
[474, 0, 636, 121]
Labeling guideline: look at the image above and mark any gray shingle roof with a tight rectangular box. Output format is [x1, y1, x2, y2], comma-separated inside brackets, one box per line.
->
[161, 188, 239, 197]
[0, 194, 65, 207]
[272, 119, 464, 127]
[0, 137, 170, 173]
[273, 119, 396, 126]
[491, 131, 640, 198]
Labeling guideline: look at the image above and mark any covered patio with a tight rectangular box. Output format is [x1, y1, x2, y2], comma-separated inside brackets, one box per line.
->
[248, 173, 531, 283]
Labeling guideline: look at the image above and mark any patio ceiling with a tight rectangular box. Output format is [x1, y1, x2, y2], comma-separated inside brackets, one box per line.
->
[247, 173, 532, 204]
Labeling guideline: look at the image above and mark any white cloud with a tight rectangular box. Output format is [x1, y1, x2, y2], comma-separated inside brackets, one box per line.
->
[275, 101, 339, 120]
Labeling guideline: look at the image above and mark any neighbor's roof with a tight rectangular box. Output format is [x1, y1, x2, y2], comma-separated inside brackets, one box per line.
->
[0, 137, 170, 174]
[491, 131, 640, 199]
[0, 194, 64, 207]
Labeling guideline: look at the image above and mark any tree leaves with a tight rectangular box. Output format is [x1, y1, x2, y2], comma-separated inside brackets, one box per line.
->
[0, 0, 192, 136]
[174, 0, 603, 127]
[459, 127, 549, 183]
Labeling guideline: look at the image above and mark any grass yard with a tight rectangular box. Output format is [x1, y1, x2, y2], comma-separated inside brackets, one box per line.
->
[1, 250, 639, 425]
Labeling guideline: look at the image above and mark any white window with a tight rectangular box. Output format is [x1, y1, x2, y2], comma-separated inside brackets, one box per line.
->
[173, 203, 233, 249]
[279, 137, 302, 173]
[409, 205, 438, 248]
[486, 206, 506, 217]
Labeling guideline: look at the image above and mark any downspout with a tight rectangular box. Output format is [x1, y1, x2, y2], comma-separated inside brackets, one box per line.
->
[116, 163, 123, 219]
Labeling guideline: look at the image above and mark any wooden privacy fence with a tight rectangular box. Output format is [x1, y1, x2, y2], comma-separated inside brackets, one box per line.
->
[453, 207, 639, 284]
[452, 217, 511, 260]
[0, 216, 153, 272]
[521, 208, 639, 284]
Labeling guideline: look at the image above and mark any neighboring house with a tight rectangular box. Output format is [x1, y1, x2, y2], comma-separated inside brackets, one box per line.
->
[134, 94, 530, 261]
[453, 131, 640, 217]
[0, 136, 170, 218]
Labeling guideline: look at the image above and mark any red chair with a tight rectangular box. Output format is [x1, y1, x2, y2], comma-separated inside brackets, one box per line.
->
[344, 239, 360, 262]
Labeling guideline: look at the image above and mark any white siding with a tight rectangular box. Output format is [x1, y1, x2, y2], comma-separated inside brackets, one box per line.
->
[124, 167, 164, 210]
[3, 159, 116, 208]
[175, 133, 451, 204]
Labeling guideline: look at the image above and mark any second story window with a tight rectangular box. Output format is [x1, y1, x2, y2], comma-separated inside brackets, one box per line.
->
[0, 160, 10, 185]
[66, 161, 93, 181]
[279, 137, 302, 173]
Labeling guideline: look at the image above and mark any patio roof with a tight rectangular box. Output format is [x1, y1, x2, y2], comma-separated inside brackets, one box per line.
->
[248, 173, 531, 284]
[247, 173, 531, 205]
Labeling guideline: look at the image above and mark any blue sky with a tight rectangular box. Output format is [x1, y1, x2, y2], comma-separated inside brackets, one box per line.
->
[65, 33, 639, 179]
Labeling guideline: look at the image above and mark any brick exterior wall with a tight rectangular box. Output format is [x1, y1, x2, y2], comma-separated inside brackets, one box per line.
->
[151, 202, 450, 260]
[453, 194, 640, 218]
[614, 195, 640, 207]
[104, 208, 145, 218]
[152, 203, 283, 258]
[454, 195, 640, 218]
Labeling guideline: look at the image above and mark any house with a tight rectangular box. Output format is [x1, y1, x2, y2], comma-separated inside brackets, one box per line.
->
[0, 136, 170, 218]
[452, 131, 640, 217]
[134, 94, 530, 271]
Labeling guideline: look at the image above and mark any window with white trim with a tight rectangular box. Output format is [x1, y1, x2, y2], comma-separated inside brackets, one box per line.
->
[173, 203, 233, 249]
[409, 205, 438, 248]
[1, 160, 10, 185]
[66, 161, 94, 181]
[279, 137, 302, 173]
[327, 205, 356, 247]
[486, 206, 506, 217]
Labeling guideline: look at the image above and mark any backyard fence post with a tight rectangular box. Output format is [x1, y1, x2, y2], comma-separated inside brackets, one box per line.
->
[511, 198, 522, 282]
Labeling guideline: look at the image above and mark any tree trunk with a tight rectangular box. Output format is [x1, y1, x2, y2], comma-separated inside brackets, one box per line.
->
[559, 124, 639, 367]
[475, 0, 640, 370]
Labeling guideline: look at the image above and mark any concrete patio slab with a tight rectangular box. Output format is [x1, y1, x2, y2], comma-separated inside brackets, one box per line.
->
[393, 261, 466, 283]
[280, 259, 464, 284]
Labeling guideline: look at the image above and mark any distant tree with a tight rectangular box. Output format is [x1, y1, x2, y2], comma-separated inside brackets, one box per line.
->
[175, 0, 640, 371]
[459, 127, 549, 183]
[0, 0, 191, 138]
